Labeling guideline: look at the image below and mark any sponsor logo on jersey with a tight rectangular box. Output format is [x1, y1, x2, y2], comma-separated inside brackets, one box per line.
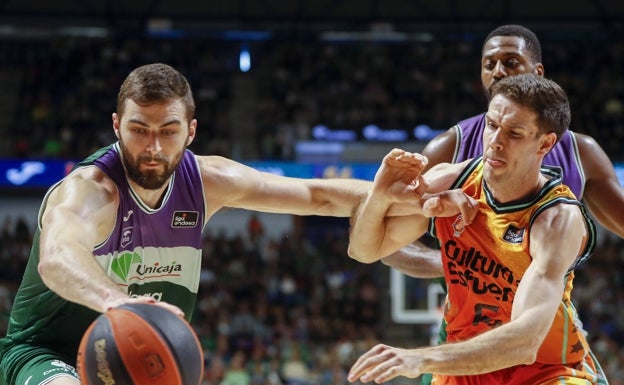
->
[443, 239, 518, 303]
[172, 211, 199, 228]
[111, 252, 142, 282]
[123, 210, 134, 222]
[121, 226, 133, 248]
[135, 261, 183, 276]
[130, 291, 163, 301]
[503, 225, 525, 244]
[111, 252, 183, 283]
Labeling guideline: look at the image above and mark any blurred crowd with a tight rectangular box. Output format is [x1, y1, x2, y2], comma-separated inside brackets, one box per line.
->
[1, 214, 623, 384]
[0, 33, 623, 161]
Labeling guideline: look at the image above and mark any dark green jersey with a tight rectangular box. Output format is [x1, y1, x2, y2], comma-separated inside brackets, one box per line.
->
[1, 144, 206, 361]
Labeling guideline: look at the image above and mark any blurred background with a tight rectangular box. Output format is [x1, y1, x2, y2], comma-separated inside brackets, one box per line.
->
[1, 1, 624, 383]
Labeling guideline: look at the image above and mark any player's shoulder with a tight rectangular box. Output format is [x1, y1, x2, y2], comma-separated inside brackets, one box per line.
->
[45, 165, 119, 212]
[532, 197, 584, 229]
[422, 127, 460, 166]
[195, 155, 258, 188]
[456, 112, 486, 128]
[569, 131, 602, 151]
[569, 131, 611, 167]
[196, 154, 243, 174]
[62, 165, 117, 193]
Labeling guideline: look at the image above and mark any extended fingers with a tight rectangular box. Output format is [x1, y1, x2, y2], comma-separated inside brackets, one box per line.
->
[348, 345, 404, 383]
[421, 196, 443, 216]
[386, 149, 429, 169]
[104, 296, 156, 312]
[348, 344, 387, 382]
[456, 192, 478, 225]
[421, 189, 478, 221]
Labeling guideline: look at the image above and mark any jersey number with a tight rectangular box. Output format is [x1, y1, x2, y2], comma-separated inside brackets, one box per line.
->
[472, 303, 502, 328]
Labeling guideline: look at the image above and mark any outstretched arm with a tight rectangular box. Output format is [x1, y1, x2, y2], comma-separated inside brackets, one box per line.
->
[347, 203, 589, 382]
[198, 155, 472, 220]
[199, 155, 372, 218]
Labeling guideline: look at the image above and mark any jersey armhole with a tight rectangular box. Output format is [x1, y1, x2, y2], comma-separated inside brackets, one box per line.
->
[450, 124, 462, 164]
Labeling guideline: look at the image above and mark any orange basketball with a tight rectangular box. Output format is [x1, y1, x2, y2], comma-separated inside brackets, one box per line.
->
[76, 303, 204, 385]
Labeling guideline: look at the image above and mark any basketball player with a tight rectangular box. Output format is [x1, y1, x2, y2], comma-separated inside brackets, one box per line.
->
[381, 24, 617, 384]
[348, 74, 599, 384]
[0, 63, 473, 385]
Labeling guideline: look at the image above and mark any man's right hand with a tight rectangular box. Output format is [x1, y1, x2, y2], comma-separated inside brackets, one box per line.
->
[420, 188, 478, 224]
[372, 148, 430, 204]
[104, 296, 185, 318]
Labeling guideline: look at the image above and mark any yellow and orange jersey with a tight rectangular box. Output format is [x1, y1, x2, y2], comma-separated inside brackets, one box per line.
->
[431, 157, 596, 367]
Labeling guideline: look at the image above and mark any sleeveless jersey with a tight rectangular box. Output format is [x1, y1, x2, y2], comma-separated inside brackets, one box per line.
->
[452, 113, 586, 198]
[1, 143, 206, 360]
[430, 158, 597, 384]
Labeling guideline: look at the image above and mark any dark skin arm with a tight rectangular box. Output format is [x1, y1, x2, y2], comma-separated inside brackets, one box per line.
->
[576, 133, 624, 238]
[420, 128, 458, 173]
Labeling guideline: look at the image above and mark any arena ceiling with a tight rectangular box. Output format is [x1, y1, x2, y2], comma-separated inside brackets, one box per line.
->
[0, 0, 623, 38]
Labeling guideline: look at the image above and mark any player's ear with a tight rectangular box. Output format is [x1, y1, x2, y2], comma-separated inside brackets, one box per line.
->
[186, 119, 197, 146]
[112, 113, 121, 139]
[538, 132, 557, 155]
[534, 63, 545, 77]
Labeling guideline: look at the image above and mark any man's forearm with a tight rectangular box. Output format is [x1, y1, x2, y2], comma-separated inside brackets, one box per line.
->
[381, 241, 444, 278]
[306, 178, 372, 217]
[39, 250, 128, 313]
[420, 320, 538, 375]
[348, 190, 394, 263]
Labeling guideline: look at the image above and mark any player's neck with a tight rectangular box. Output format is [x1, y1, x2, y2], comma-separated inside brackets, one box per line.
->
[127, 179, 171, 209]
[488, 173, 547, 204]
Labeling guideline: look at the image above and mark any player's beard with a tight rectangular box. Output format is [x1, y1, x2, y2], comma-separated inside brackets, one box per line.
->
[119, 141, 185, 190]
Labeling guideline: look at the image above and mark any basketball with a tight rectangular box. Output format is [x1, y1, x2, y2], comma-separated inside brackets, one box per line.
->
[76, 303, 204, 385]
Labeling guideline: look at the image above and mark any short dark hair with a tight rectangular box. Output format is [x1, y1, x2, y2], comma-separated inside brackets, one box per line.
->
[483, 24, 542, 63]
[117, 63, 195, 122]
[489, 73, 569, 141]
